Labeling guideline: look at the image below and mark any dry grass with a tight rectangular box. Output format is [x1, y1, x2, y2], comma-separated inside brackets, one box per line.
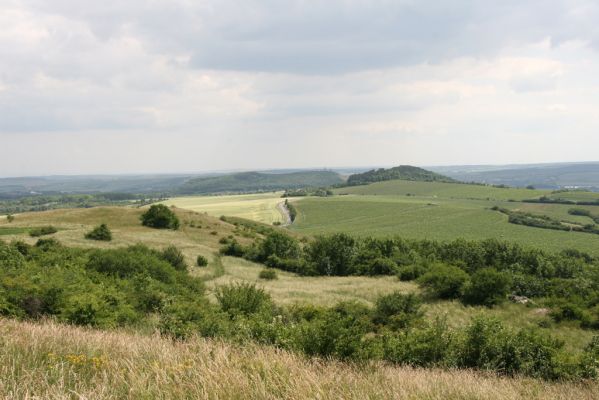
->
[160, 192, 290, 225]
[1, 318, 597, 400]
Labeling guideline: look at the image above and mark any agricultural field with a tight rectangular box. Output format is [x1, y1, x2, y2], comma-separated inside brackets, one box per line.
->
[159, 192, 288, 224]
[291, 180, 599, 256]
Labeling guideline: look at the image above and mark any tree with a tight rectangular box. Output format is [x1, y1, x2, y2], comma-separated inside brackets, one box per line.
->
[418, 264, 469, 299]
[140, 204, 180, 230]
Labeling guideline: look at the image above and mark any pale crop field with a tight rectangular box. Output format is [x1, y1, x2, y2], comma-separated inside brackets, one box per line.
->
[160, 192, 289, 224]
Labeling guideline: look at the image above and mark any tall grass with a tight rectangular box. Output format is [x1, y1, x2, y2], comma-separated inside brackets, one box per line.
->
[0, 318, 597, 399]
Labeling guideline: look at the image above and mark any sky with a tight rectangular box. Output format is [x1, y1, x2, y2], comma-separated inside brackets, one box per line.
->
[1, 0, 599, 177]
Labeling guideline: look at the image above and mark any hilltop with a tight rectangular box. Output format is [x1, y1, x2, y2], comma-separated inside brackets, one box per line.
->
[176, 170, 343, 194]
[346, 165, 457, 186]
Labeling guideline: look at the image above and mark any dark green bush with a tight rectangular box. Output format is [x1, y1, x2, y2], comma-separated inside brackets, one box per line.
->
[397, 264, 427, 281]
[0, 242, 25, 269]
[215, 283, 272, 317]
[219, 240, 245, 257]
[196, 255, 208, 267]
[29, 226, 58, 237]
[160, 245, 187, 271]
[462, 268, 510, 306]
[140, 204, 180, 230]
[374, 291, 422, 329]
[258, 269, 278, 280]
[418, 264, 469, 299]
[84, 223, 112, 241]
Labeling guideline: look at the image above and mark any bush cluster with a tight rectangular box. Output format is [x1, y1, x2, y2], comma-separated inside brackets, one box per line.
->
[140, 204, 180, 230]
[29, 226, 58, 237]
[84, 224, 112, 241]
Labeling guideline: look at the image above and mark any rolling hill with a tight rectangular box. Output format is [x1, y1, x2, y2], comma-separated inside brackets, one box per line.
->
[346, 165, 457, 186]
[176, 170, 343, 194]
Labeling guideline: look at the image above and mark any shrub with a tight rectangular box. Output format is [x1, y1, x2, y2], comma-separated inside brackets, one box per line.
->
[219, 240, 245, 257]
[29, 226, 58, 237]
[397, 264, 427, 281]
[196, 255, 208, 267]
[462, 268, 510, 306]
[140, 204, 180, 230]
[84, 224, 112, 241]
[306, 233, 358, 276]
[6, 214, 14, 223]
[366, 257, 397, 275]
[215, 283, 272, 317]
[418, 264, 469, 299]
[258, 269, 278, 280]
[0, 242, 25, 269]
[160, 245, 187, 271]
[258, 231, 301, 261]
[374, 291, 422, 329]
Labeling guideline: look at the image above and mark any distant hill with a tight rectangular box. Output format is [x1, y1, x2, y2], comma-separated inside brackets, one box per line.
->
[346, 165, 457, 186]
[429, 162, 599, 191]
[176, 171, 343, 194]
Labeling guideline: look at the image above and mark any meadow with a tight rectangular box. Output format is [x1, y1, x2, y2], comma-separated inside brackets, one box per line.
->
[3, 318, 598, 400]
[159, 192, 287, 224]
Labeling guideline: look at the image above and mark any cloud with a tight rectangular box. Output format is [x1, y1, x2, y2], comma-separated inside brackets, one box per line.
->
[1, 1, 599, 176]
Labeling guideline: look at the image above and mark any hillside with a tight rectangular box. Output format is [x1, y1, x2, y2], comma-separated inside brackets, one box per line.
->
[346, 165, 457, 186]
[429, 162, 599, 190]
[176, 170, 343, 194]
[2, 318, 597, 400]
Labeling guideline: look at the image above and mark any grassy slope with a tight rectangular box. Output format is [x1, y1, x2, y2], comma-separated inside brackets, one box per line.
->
[159, 192, 287, 225]
[2, 318, 598, 400]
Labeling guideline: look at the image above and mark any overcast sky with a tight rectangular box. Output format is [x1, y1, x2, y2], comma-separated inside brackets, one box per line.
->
[2, 0, 599, 177]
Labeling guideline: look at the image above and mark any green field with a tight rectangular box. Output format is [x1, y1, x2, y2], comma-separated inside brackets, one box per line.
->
[291, 180, 599, 255]
[159, 192, 288, 224]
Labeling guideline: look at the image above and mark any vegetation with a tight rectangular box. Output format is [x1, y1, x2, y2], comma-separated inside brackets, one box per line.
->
[284, 199, 297, 222]
[29, 225, 58, 237]
[493, 206, 599, 236]
[177, 171, 343, 194]
[282, 188, 333, 197]
[140, 204, 180, 230]
[346, 165, 457, 186]
[258, 268, 278, 280]
[84, 223, 112, 241]
[196, 254, 208, 267]
[3, 319, 598, 400]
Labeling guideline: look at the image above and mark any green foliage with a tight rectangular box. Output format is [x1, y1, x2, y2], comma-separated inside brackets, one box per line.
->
[374, 292, 422, 330]
[347, 165, 456, 186]
[418, 264, 469, 299]
[84, 223, 112, 241]
[6, 214, 14, 223]
[196, 255, 208, 267]
[215, 283, 273, 317]
[462, 268, 510, 307]
[258, 269, 278, 280]
[140, 204, 180, 230]
[160, 245, 187, 271]
[284, 199, 297, 222]
[29, 226, 58, 237]
[306, 233, 357, 276]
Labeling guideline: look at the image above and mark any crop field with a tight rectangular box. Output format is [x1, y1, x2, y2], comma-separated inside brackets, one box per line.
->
[292, 194, 599, 256]
[159, 192, 287, 224]
[335, 179, 549, 200]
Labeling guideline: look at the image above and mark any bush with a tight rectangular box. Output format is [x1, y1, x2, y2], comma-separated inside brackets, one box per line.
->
[29, 226, 58, 237]
[462, 268, 510, 306]
[219, 240, 245, 257]
[160, 245, 187, 271]
[196, 255, 208, 267]
[258, 269, 278, 280]
[374, 291, 422, 329]
[215, 283, 272, 317]
[84, 224, 112, 241]
[258, 231, 301, 261]
[0, 242, 25, 269]
[418, 264, 469, 299]
[397, 264, 427, 281]
[140, 204, 180, 230]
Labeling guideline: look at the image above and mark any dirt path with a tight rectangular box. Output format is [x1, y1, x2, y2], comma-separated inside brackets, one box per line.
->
[277, 201, 292, 226]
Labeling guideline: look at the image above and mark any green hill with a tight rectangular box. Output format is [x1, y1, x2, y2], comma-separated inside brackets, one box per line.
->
[176, 171, 343, 194]
[346, 165, 456, 186]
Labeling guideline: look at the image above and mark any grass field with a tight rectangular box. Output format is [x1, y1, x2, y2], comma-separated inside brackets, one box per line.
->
[159, 192, 288, 224]
[3, 319, 597, 400]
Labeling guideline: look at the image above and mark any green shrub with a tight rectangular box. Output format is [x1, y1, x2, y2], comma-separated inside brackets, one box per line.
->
[374, 291, 422, 329]
[0, 242, 25, 269]
[462, 268, 510, 306]
[258, 269, 278, 280]
[29, 226, 58, 237]
[418, 264, 469, 299]
[160, 245, 187, 271]
[215, 283, 272, 317]
[84, 223, 112, 241]
[196, 255, 208, 267]
[219, 240, 245, 257]
[140, 204, 180, 230]
[397, 264, 427, 281]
